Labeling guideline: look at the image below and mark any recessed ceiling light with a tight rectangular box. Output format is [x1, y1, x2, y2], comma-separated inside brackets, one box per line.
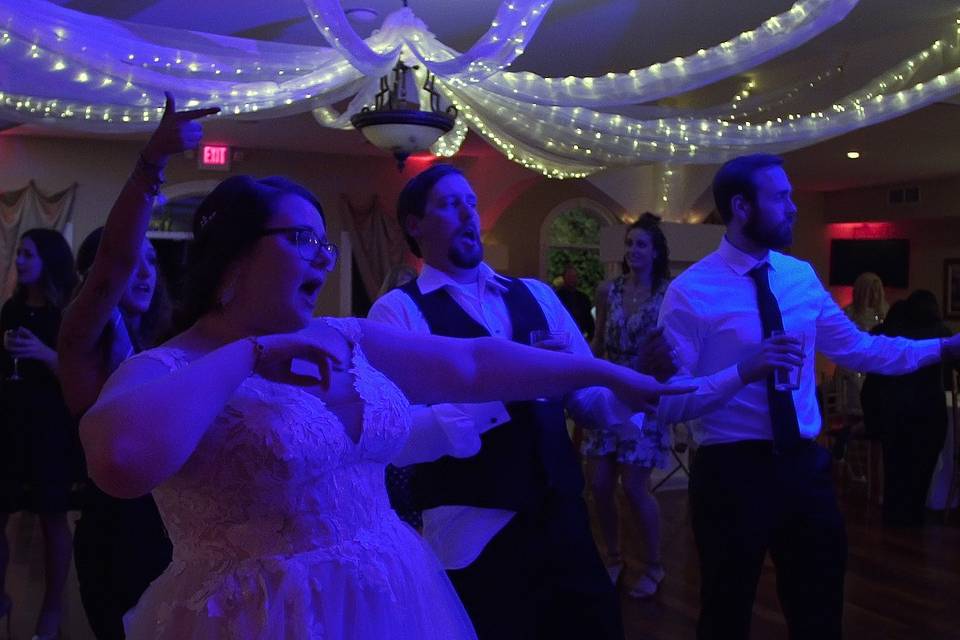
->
[846, 151, 861, 159]
[345, 8, 379, 23]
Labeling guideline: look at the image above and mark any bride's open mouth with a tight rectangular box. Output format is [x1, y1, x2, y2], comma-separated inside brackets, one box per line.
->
[299, 278, 323, 301]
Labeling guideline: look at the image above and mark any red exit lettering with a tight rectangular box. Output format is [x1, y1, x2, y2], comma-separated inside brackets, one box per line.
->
[199, 144, 230, 169]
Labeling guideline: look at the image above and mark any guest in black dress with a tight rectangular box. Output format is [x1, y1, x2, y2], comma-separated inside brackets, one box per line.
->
[0, 228, 79, 639]
[57, 92, 216, 639]
[65, 227, 174, 640]
[864, 291, 954, 525]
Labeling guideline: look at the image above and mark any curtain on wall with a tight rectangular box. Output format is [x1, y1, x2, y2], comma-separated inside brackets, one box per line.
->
[340, 193, 408, 303]
[0, 181, 77, 301]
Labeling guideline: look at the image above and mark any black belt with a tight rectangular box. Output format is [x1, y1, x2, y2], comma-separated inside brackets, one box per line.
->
[697, 438, 816, 457]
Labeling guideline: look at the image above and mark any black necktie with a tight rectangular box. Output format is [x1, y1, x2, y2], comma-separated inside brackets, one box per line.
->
[748, 263, 802, 452]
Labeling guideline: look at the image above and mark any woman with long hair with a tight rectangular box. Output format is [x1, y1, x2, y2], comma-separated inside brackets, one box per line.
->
[66, 226, 175, 640]
[0, 228, 78, 639]
[837, 272, 889, 417]
[78, 167, 691, 638]
[845, 271, 888, 331]
[587, 212, 675, 598]
[57, 93, 216, 639]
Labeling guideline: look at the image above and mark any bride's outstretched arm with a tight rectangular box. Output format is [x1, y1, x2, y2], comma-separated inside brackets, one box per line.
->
[356, 319, 693, 412]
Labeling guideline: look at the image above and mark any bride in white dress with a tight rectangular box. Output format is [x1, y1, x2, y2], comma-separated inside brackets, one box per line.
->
[79, 175, 690, 639]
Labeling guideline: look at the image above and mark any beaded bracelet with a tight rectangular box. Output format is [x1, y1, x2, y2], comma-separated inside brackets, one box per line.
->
[129, 152, 166, 197]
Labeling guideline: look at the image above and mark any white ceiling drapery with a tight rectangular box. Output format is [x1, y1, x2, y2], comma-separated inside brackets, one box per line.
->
[1, 0, 959, 178]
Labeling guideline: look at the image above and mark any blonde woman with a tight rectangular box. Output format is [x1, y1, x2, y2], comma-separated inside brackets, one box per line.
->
[845, 272, 888, 332]
[837, 272, 888, 415]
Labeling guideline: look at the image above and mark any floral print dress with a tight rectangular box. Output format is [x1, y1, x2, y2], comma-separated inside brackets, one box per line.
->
[580, 277, 671, 468]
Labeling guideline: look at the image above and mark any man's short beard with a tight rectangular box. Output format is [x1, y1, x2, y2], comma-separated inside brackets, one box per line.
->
[743, 208, 792, 250]
[448, 244, 483, 269]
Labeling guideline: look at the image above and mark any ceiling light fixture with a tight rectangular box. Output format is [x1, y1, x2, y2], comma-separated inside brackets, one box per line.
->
[344, 8, 379, 24]
[350, 58, 457, 169]
[846, 150, 861, 159]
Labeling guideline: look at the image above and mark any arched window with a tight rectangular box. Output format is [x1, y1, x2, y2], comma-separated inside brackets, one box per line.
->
[540, 198, 617, 299]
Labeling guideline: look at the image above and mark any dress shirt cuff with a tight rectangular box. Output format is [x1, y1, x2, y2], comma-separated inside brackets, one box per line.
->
[567, 387, 616, 430]
[568, 387, 647, 439]
[711, 363, 746, 396]
[657, 363, 745, 426]
[430, 402, 510, 457]
[391, 402, 511, 467]
[922, 338, 946, 367]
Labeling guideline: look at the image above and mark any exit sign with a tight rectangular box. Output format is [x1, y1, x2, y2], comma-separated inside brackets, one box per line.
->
[199, 144, 231, 171]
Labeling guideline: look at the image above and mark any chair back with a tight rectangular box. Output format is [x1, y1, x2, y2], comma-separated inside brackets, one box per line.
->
[818, 375, 848, 429]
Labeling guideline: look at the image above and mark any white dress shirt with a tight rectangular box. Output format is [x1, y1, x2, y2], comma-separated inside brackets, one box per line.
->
[369, 262, 630, 568]
[657, 236, 942, 446]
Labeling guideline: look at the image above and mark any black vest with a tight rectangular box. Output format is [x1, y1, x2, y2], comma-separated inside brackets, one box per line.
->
[399, 276, 584, 512]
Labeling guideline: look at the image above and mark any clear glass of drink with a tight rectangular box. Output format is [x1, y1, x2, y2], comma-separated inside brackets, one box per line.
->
[771, 329, 804, 391]
[529, 329, 571, 351]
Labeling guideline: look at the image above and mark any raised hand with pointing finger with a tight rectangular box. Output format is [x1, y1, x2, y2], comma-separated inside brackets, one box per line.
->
[58, 91, 221, 416]
[141, 92, 220, 167]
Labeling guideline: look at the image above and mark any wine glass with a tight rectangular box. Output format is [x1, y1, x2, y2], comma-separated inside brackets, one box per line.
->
[4, 329, 21, 381]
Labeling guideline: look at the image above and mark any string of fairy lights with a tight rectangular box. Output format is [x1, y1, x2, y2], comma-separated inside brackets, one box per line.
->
[462, 0, 859, 107]
[0, 0, 959, 179]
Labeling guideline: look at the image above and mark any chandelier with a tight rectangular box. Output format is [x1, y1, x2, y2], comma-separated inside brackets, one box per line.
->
[350, 58, 457, 169]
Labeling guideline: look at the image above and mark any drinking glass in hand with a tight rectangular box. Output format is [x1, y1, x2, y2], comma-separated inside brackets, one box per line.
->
[4, 329, 22, 381]
[529, 329, 571, 351]
[771, 330, 804, 391]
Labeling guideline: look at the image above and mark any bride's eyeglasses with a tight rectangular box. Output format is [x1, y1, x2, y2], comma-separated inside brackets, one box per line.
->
[259, 226, 339, 271]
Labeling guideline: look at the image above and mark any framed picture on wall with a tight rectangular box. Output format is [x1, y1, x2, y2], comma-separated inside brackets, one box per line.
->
[944, 259, 960, 319]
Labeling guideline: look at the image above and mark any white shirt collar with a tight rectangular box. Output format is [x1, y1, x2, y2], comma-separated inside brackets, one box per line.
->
[416, 262, 509, 295]
[717, 235, 776, 276]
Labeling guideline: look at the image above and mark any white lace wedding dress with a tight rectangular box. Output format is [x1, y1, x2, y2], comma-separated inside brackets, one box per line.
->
[122, 318, 477, 639]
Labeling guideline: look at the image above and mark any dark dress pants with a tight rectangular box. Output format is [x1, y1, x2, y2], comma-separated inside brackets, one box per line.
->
[689, 440, 846, 640]
[446, 490, 623, 640]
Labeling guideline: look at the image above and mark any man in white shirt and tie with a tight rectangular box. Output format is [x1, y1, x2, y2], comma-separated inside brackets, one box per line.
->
[369, 164, 656, 639]
[657, 153, 960, 640]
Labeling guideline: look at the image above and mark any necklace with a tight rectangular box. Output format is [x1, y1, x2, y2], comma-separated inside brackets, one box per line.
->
[622, 280, 650, 306]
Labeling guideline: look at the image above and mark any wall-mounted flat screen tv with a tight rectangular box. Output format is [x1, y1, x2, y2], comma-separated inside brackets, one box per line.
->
[828, 239, 909, 288]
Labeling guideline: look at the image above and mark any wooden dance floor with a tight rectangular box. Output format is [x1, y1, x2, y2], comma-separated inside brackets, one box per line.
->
[620, 483, 960, 640]
[5, 479, 959, 639]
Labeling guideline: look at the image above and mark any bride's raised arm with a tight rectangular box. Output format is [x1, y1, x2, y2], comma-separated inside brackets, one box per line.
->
[355, 318, 692, 413]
